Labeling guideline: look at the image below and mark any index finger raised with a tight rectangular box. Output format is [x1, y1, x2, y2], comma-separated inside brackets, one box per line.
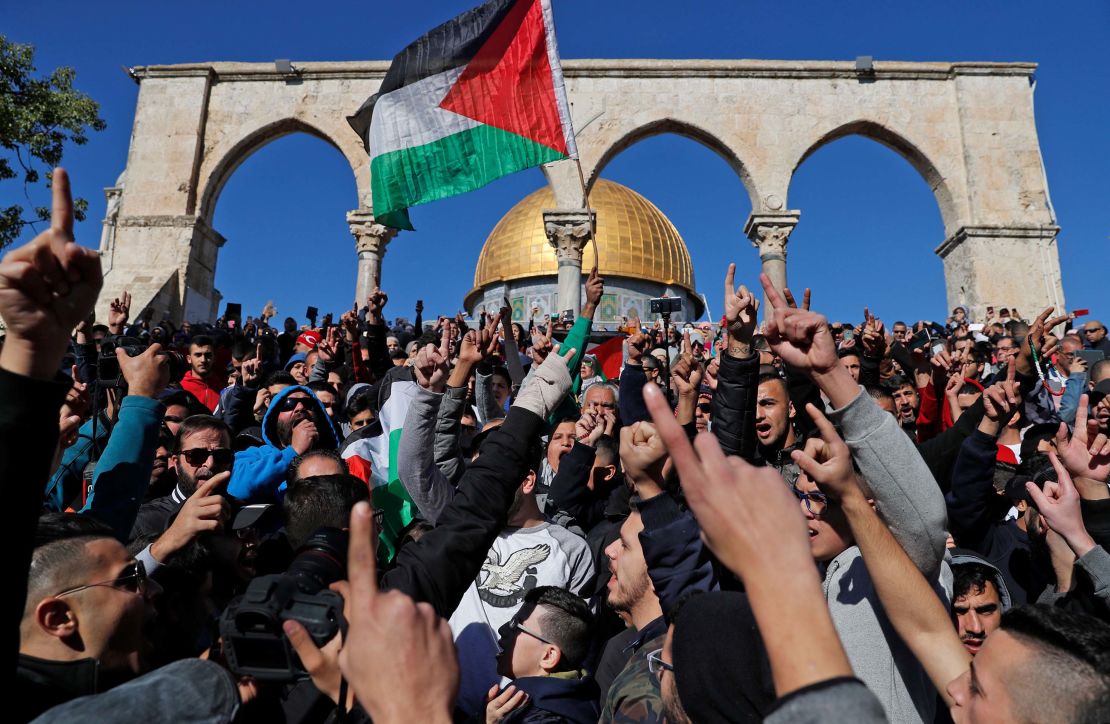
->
[50, 167, 75, 239]
[347, 501, 379, 604]
[759, 272, 787, 310]
[196, 470, 230, 498]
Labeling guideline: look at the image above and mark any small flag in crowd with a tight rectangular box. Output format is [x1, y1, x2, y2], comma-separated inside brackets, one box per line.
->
[347, 0, 578, 230]
[340, 377, 420, 561]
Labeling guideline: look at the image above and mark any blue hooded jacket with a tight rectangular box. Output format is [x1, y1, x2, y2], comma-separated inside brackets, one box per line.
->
[228, 385, 339, 502]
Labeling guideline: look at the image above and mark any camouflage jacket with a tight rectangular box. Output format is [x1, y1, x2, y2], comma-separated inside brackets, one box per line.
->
[598, 630, 666, 724]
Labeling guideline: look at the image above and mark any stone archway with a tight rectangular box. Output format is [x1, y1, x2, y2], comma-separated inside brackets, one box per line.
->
[98, 59, 1064, 323]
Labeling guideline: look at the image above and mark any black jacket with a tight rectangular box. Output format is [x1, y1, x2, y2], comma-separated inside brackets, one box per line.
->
[381, 405, 545, 619]
[502, 676, 600, 724]
[16, 654, 101, 722]
[1, 368, 69, 676]
[545, 442, 601, 531]
[710, 351, 760, 461]
[283, 405, 548, 723]
[946, 429, 1050, 604]
[129, 487, 186, 542]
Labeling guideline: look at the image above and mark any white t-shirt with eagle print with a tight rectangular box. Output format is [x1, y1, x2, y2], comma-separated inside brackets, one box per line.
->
[448, 521, 594, 715]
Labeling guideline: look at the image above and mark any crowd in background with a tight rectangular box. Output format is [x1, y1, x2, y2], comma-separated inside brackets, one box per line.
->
[4, 169, 1110, 724]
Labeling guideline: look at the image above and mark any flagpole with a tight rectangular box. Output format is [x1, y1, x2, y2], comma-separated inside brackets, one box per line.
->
[574, 158, 599, 271]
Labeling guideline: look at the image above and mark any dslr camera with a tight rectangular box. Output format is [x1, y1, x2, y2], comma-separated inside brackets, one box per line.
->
[649, 297, 682, 316]
[97, 337, 186, 388]
[219, 527, 348, 681]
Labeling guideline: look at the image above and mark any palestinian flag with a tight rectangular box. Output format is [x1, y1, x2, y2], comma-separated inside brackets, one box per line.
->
[347, 0, 577, 230]
[341, 378, 420, 562]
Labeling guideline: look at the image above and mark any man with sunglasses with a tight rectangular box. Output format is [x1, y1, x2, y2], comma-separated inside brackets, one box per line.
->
[18, 514, 158, 720]
[228, 384, 340, 503]
[1082, 319, 1110, 355]
[487, 586, 599, 724]
[130, 415, 234, 541]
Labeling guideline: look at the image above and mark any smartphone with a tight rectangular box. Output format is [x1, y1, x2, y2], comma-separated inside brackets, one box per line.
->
[909, 328, 932, 352]
[1073, 308, 1090, 318]
[986, 305, 995, 316]
[306, 306, 318, 323]
[1075, 350, 1105, 368]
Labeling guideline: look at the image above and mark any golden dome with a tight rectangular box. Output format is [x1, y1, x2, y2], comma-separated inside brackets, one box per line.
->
[470, 179, 696, 295]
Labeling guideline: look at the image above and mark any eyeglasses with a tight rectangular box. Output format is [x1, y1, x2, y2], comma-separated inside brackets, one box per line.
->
[179, 447, 234, 466]
[509, 618, 555, 646]
[790, 485, 828, 515]
[56, 560, 147, 598]
[588, 401, 617, 409]
[646, 648, 674, 676]
[1084, 327, 1106, 334]
[697, 403, 712, 413]
[277, 396, 312, 412]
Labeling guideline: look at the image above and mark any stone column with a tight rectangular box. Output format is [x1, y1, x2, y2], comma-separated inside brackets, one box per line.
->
[347, 209, 398, 305]
[743, 210, 800, 313]
[543, 208, 596, 318]
[936, 224, 1064, 321]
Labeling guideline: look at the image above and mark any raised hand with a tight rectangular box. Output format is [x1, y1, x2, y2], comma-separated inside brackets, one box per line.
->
[619, 421, 668, 498]
[860, 307, 886, 359]
[108, 291, 131, 334]
[59, 366, 90, 448]
[723, 263, 759, 356]
[1026, 453, 1097, 557]
[341, 306, 361, 342]
[317, 326, 341, 364]
[781, 286, 811, 311]
[242, 345, 263, 388]
[575, 409, 605, 447]
[118, 342, 171, 398]
[642, 382, 816, 584]
[0, 167, 103, 379]
[582, 265, 604, 318]
[626, 330, 651, 365]
[671, 351, 703, 397]
[366, 278, 389, 324]
[484, 308, 505, 359]
[1055, 394, 1110, 484]
[791, 404, 863, 501]
[339, 502, 458, 724]
[1018, 306, 1070, 375]
[151, 472, 231, 562]
[414, 326, 451, 393]
[529, 324, 553, 365]
[977, 363, 1019, 437]
[760, 273, 839, 373]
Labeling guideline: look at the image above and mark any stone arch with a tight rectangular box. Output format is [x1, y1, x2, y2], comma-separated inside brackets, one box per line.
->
[196, 117, 360, 225]
[584, 118, 760, 211]
[787, 119, 959, 234]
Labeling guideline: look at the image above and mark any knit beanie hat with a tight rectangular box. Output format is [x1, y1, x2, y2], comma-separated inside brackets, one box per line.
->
[671, 591, 775, 723]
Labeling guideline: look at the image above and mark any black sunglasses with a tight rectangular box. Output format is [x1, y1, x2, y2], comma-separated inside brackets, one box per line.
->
[56, 560, 147, 598]
[277, 396, 312, 412]
[180, 447, 234, 466]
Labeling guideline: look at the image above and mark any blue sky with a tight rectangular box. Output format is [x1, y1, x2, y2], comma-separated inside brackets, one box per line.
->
[5, 0, 1108, 326]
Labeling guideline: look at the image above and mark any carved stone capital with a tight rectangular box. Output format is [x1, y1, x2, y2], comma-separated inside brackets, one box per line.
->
[543, 208, 596, 262]
[347, 209, 398, 256]
[743, 211, 800, 261]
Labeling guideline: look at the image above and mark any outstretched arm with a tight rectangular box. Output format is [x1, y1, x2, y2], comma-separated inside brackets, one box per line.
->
[644, 382, 855, 698]
[793, 405, 969, 706]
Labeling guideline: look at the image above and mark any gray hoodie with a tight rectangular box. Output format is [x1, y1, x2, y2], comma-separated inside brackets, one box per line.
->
[824, 388, 951, 724]
[950, 550, 1014, 610]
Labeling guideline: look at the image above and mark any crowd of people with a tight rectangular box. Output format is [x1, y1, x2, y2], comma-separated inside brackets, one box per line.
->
[3, 168, 1110, 723]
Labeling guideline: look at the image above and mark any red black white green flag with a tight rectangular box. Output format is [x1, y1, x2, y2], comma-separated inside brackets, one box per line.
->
[347, 0, 578, 230]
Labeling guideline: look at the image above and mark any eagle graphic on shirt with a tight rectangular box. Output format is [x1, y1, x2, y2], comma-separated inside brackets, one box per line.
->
[476, 544, 551, 608]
